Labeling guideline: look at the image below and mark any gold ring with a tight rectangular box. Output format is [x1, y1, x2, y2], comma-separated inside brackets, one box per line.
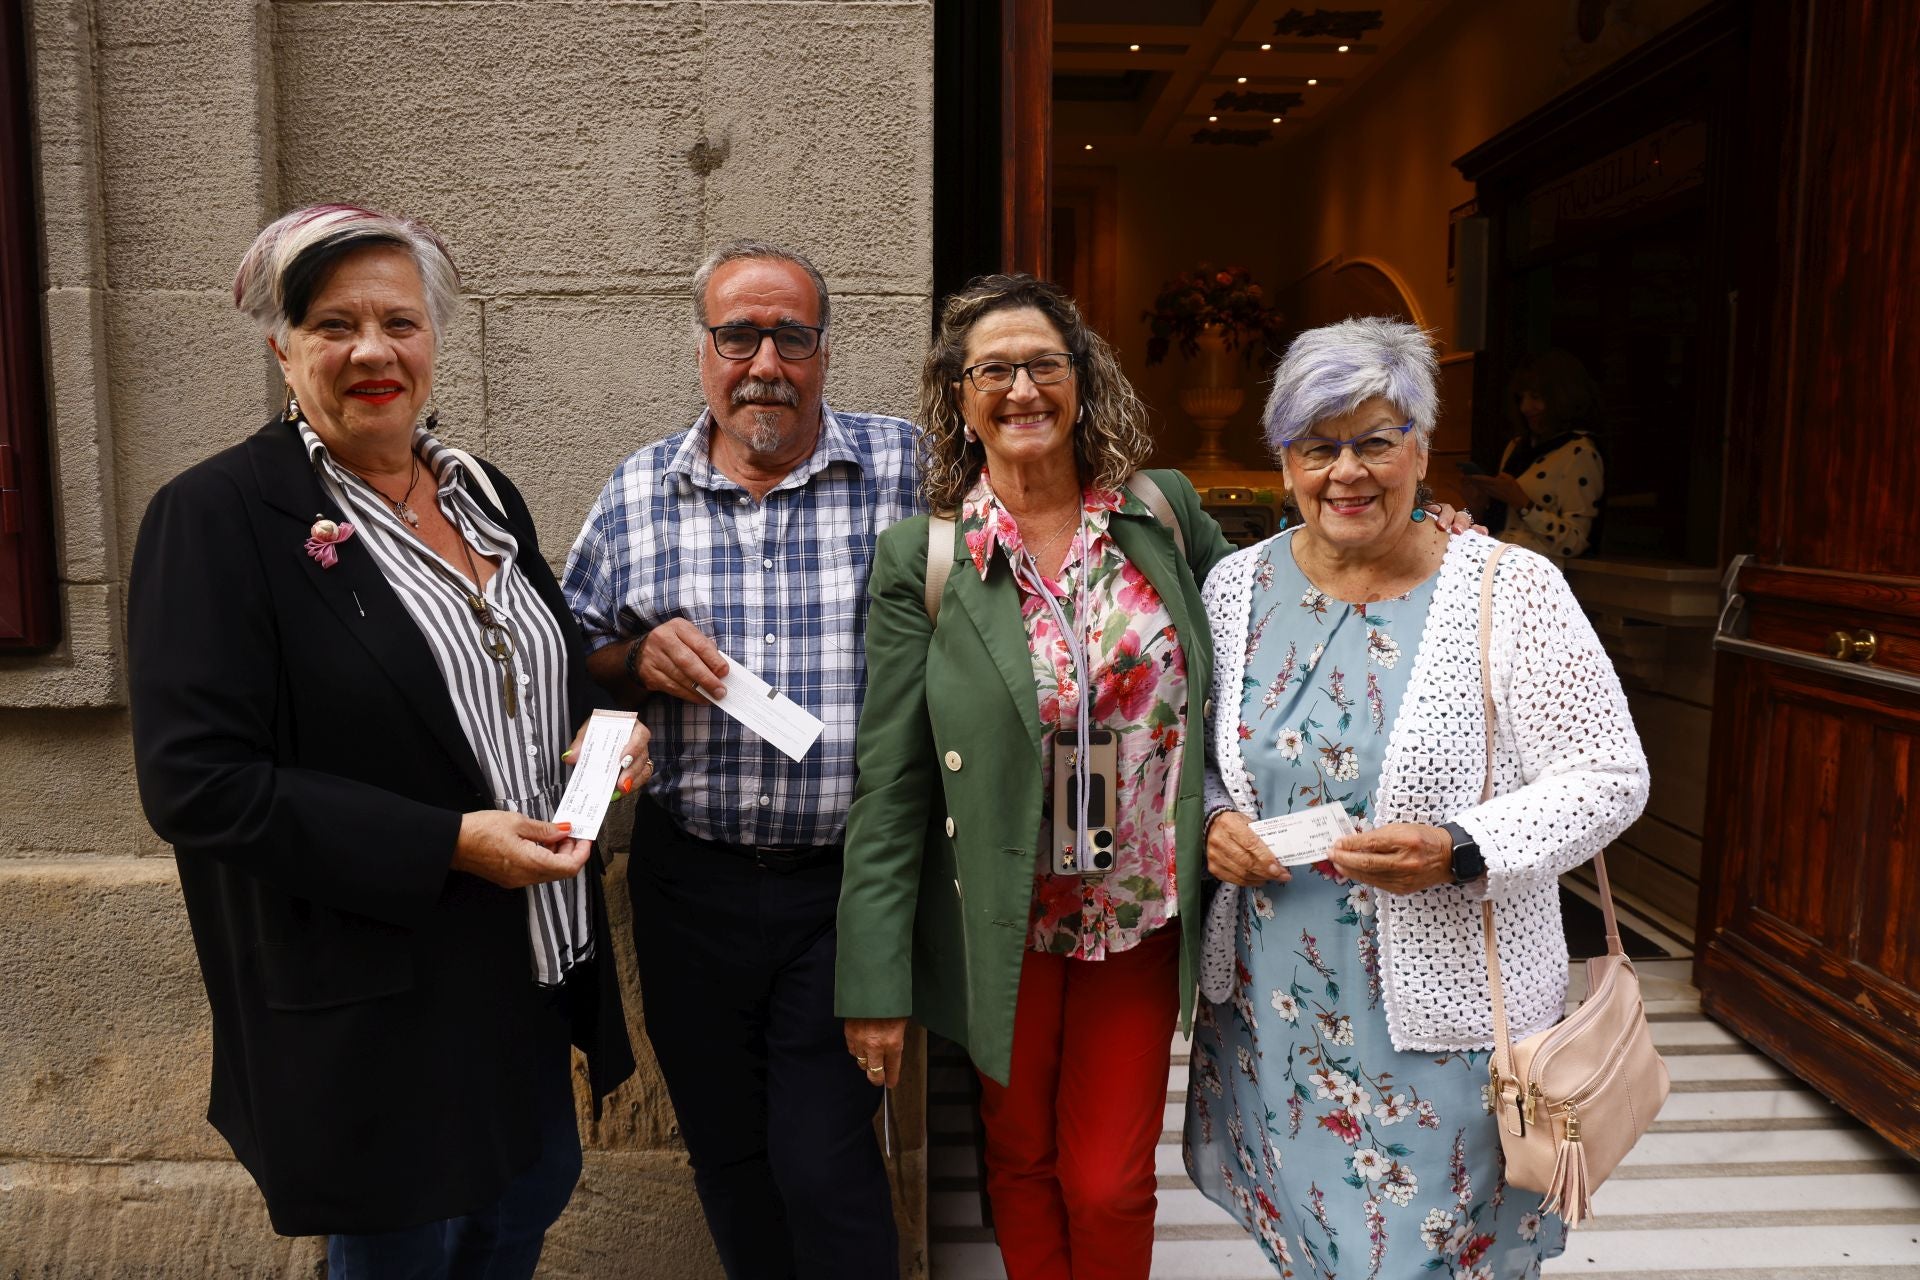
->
[855, 1056, 869, 1066]
[866, 1065, 884, 1074]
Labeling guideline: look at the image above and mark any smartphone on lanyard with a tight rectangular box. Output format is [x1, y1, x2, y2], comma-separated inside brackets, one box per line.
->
[1050, 727, 1118, 876]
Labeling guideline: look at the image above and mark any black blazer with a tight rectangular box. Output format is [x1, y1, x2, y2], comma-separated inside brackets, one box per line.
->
[127, 420, 635, 1237]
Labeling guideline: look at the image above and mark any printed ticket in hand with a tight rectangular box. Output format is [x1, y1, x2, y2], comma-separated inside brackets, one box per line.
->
[1249, 805, 1359, 867]
[700, 651, 825, 763]
[551, 708, 639, 841]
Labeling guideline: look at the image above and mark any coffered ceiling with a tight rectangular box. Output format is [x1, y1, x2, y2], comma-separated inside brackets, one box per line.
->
[1053, 1, 1452, 153]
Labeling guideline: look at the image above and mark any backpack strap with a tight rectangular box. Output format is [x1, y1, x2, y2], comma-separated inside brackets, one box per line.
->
[924, 513, 957, 623]
[1125, 471, 1186, 561]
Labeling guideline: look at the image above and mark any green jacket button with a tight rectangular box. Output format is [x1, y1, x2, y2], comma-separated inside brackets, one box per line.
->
[945, 816, 956, 837]
[944, 750, 962, 771]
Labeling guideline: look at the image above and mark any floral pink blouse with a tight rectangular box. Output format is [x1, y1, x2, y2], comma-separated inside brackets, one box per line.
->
[960, 471, 1189, 960]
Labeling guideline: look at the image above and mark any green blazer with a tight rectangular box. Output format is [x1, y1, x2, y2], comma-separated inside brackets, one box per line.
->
[835, 470, 1236, 1085]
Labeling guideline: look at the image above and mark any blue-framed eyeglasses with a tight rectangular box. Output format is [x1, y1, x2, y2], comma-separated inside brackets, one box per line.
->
[1286, 422, 1415, 471]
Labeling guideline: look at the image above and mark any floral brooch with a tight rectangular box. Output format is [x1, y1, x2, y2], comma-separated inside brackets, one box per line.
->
[305, 517, 356, 568]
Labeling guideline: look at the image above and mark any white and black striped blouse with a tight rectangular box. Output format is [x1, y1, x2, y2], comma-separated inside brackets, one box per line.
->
[301, 421, 591, 986]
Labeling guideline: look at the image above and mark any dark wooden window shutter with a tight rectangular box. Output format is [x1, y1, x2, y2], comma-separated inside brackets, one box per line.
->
[0, 0, 56, 650]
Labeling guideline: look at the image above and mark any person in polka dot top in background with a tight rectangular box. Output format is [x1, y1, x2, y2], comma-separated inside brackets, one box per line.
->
[1462, 349, 1605, 558]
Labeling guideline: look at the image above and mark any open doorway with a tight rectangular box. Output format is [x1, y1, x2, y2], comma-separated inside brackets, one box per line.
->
[935, 0, 1748, 938]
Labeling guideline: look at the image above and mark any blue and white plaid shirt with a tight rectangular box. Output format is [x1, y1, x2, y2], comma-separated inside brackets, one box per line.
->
[562, 404, 923, 847]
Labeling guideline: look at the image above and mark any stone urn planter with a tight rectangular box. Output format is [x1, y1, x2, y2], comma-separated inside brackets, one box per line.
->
[1179, 324, 1245, 469]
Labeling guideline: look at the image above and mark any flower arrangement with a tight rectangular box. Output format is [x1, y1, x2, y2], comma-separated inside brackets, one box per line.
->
[1141, 264, 1286, 364]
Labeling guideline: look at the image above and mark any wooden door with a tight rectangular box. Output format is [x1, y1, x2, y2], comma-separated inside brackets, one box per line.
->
[1697, 0, 1920, 1155]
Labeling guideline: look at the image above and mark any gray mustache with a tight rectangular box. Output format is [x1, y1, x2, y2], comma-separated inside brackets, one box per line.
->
[732, 378, 799, 408]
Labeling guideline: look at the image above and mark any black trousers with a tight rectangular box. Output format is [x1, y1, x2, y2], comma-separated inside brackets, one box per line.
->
[628, 802, 898, 1280]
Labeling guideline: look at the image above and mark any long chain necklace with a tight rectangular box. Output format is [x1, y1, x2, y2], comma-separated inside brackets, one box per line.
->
[357, 453, 424, 528]
[452, 528, 519, 721]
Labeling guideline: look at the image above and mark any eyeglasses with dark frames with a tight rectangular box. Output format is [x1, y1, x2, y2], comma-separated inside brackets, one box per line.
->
[707, 323, 824, 361]
[961, 352, 1077, 393]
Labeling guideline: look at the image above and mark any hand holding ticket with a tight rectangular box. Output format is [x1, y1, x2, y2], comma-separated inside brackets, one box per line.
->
[551, 709, 640, 841]
[1248, 805, 1360, 867]
[699, 650, 825, 762]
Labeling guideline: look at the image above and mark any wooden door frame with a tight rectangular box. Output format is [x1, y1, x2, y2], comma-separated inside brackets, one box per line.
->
[1001, 0, 1051, 276]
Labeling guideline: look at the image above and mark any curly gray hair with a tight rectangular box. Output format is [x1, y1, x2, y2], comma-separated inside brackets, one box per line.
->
[920, 274, 1152, 513]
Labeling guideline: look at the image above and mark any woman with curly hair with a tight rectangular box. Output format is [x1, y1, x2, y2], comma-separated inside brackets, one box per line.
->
[834, 273, 1235, 1278]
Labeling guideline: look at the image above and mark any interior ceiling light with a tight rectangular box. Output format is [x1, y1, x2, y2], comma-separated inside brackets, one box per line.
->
[1307, 78, 1319, 85]
[1237, 76, 1248, 83]
[1261, 43, 1272, 50]
[1272, 117, 1283, 123]
[1337, 44, 1351, 52]
[1083, 142, 1093, 150]
[1129, 43, 1140, 51]
[1207, 114, 1219, 121]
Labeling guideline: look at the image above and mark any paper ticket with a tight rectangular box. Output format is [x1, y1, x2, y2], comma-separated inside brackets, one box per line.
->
[699, 651, 825, 763]
[550, 708, 638, 841]
[1248, 805, 1359, 867]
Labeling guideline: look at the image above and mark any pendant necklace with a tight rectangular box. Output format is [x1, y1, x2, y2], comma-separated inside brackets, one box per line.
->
[358, 453, 424, 528]
[453, 530, 519, 720]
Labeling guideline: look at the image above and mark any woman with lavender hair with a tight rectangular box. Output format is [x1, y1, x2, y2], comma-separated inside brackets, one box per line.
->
[127, 204, 640, 1276]
[1183, 318, 1648, 1278]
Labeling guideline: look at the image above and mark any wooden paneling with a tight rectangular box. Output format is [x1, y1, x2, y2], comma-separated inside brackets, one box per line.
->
[1000, 0, 1050, 276]
[1697, 0, 1920, 1157]
[0, 0, 55, 649]
[1765, 0, 1920, 577]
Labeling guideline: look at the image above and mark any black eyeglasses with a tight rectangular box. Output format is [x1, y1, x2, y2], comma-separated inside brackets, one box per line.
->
[961, 352, 1077, 393]
[707, 324, 824, 361]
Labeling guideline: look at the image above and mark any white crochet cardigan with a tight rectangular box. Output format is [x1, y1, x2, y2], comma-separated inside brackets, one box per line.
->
[1200, 530, 1649, 1051]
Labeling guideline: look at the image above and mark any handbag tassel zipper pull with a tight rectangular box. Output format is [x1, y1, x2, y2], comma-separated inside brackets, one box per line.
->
[1541, 1101, 1593, 1229]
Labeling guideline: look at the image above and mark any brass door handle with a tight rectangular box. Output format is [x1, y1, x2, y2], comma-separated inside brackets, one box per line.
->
[1825, 629, 1879, 662]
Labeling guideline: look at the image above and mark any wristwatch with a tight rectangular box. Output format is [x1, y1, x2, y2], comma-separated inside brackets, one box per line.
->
[1439, 821, 1486, 884]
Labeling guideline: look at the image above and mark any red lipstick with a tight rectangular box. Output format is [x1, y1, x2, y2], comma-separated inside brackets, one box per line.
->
[347, 380, 404, 404]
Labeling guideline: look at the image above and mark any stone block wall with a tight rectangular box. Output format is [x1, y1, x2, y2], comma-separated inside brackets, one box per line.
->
[0, 1, 932, 1274]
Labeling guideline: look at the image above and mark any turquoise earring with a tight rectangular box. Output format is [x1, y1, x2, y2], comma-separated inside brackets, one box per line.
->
[1410, 507, 1429, 523]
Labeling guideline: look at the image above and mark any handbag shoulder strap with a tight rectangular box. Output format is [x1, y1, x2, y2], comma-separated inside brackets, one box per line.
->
[1479, 542, 1626, 1072]
[925, 514, 956, 622]
[1476, 545, 1519, 1071]
[443, 446, 506, 517]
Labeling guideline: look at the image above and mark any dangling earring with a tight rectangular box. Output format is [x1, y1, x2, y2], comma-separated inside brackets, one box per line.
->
[1410, 507, 1429, 523]
[963, 423, 977, 443]
[282, 385, 301, 424]
[424, 406, 439, 435]
[1078, 402, 1089, 424]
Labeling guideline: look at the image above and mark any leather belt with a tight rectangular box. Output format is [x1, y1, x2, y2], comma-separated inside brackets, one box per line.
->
[679, 826, 844, 872]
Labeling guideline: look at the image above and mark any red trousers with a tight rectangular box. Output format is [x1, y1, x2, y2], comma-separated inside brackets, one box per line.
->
[975, 928, 1180, 1280]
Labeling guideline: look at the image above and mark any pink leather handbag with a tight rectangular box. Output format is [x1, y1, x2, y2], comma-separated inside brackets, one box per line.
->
[1473, 545, 1670, 1227]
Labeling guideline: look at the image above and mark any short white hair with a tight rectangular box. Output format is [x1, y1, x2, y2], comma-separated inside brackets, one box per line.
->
[233, 203, 460, 345]
[1263, 317, 1439, 455]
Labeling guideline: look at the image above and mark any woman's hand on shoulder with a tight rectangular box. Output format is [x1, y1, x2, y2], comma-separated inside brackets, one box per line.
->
[1207, 810, 1289, 887]
[844, 1016, 909, 1088]
[1423, 501, 1486, 535]
[1329, 823, 1453, 894]
[452, 810, 591, 888]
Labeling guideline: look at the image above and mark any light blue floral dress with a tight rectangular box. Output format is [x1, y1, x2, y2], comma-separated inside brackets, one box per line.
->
[1186, 530, 1567, 1279]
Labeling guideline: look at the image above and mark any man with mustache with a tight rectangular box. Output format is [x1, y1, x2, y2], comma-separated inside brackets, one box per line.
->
[562, 241, 919, 1279]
